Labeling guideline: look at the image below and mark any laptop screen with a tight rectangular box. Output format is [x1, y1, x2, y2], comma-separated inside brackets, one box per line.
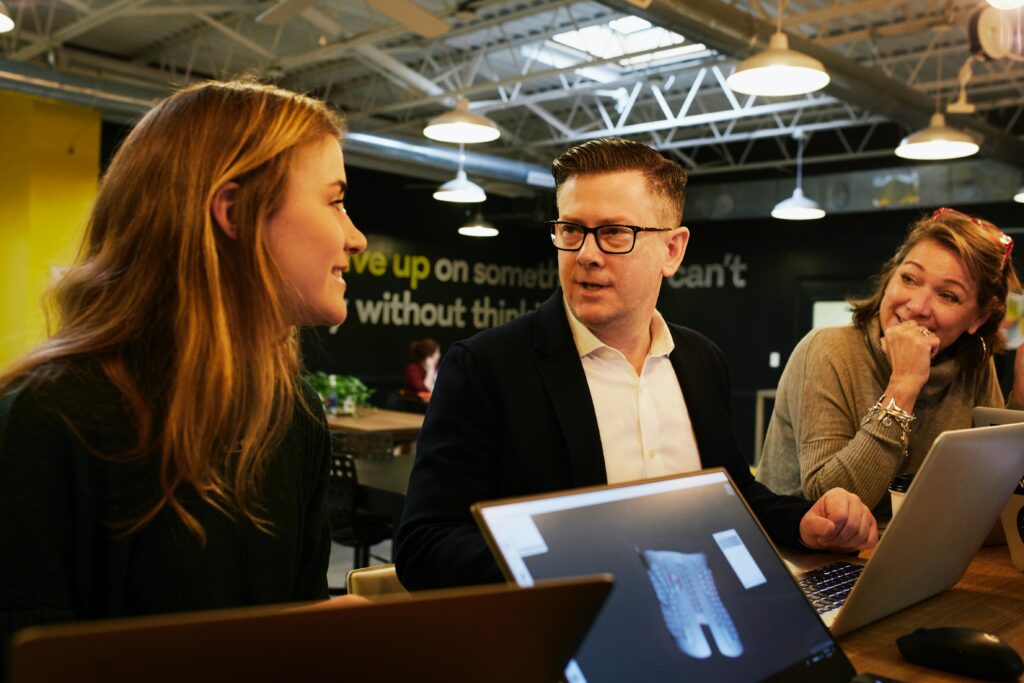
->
[474, 470, 856, 683]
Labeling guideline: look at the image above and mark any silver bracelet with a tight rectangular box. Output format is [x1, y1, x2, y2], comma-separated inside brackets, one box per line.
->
[865, 394, 915, 455]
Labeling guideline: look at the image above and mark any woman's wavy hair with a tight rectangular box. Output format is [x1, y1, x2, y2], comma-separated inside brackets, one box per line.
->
[0, 80, 345, 541]
[849, 209, 1022, 369]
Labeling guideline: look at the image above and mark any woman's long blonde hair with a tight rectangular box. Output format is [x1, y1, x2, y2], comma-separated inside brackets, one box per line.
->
[0, 80, 345, 541]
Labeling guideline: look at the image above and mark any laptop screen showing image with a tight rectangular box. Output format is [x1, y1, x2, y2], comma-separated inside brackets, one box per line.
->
[473, 469, 856, 683]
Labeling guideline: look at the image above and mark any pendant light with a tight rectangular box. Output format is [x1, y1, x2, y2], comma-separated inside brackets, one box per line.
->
[895, 41, 979, 160]
[458, 212, 499, 237]
[894, 112, 979, 160]
[423, 97, 500, 144]
[772, 132, 825, 220]
[725, 0, 829, 97]
[434, 144, 486, 203]
[0, 2, 15, 33]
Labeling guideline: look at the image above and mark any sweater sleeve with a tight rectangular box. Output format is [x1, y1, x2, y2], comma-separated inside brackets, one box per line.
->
[0, 387, 78, 656]
[796, 336, 906, 510]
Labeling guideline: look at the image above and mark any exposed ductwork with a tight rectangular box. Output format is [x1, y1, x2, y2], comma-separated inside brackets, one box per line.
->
[0, 56, 551, 190]
[2, 54, 1020, 217]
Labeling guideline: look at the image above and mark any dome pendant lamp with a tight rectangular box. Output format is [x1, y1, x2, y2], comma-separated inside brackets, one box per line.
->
[726, 0, 829, 97]
[895, 44, 979, 161]
[772, 132, 825, 220]
[434, 144, 486, 203]
[458, 212, 499, 237]
[0, 1, 15, 33]
[423, 96, 500, 144]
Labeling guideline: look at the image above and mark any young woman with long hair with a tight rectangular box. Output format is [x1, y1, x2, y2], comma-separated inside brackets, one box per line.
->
[0, 80, 366, 648]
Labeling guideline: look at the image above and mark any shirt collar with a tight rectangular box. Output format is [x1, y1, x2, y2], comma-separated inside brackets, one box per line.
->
[562, 296, 676, 359]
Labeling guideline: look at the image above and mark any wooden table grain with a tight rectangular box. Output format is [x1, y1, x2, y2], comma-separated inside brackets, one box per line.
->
[840, 546, 1024, 681]
[326, 408, 424, 441]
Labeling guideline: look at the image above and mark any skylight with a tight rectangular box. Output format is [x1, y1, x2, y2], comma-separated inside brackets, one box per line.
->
[550, 17, 706, 69]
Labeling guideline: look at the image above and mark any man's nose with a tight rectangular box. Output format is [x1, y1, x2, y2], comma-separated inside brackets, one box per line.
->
[576, 232, 603, 264]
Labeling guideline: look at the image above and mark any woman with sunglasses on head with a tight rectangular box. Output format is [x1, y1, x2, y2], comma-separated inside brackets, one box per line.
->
[757, 208, 1022, 515]
[0, 80, 366, 652]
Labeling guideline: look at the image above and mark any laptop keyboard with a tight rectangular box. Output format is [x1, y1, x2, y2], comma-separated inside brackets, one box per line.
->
[796, 561, 864, 614]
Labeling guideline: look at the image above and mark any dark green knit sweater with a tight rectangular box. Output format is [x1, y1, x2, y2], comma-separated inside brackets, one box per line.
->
[0, 363, 331, 666]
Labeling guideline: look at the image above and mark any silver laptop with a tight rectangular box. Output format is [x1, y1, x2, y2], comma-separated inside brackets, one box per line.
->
[787, 421, 1024, 636]
[973, 405, 1024, 427]
[473, 469, 858, 683]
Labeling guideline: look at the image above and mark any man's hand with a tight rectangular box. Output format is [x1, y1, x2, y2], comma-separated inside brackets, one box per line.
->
[799, 488, 878, 552]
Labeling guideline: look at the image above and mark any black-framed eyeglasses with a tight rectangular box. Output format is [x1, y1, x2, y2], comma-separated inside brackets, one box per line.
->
[547, 220, 674, 254]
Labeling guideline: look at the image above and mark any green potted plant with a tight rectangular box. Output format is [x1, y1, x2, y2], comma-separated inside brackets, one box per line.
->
[302, 371, 375, 416]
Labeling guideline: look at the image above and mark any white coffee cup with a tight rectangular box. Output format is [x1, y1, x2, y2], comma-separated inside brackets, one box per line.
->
[888, 473, 913, 519]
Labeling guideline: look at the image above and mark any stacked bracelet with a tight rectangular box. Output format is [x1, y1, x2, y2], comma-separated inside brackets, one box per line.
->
[865, 394, 915, 455]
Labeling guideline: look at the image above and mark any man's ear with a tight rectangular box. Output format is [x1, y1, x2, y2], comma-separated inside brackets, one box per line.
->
[210, 181, 239, 240]
[662, 226, 690, 277]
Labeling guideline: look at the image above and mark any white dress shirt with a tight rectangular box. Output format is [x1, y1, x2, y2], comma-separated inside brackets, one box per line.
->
[564, 299, 702, 484]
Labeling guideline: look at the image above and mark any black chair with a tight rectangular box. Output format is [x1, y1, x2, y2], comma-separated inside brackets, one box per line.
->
[326, 451, 393, 570]
[385, 391, 429, 415]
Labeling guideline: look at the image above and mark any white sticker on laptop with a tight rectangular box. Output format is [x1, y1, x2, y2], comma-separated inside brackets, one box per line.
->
[713, 529, 767, 589]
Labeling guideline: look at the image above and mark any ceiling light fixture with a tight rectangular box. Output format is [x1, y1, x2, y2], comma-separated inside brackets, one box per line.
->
[895, 44, 979, 161]
[0, 1, 15, 33]
[434, 144, 486, 203]
[772, 132, 825, 220]
[894, 112, 980, 160]
[423, 96, 500, 144]
[458, 212, 499, 237]
[725, 0, 829, 97]
[1015, 186, 1024, 203]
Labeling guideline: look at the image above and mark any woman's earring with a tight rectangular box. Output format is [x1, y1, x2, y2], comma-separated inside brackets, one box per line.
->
[979, 334, 988, 360]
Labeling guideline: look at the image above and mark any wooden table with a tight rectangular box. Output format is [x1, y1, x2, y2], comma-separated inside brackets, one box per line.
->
[326, 408, 424, 442]
[840, 546, 1024, 680]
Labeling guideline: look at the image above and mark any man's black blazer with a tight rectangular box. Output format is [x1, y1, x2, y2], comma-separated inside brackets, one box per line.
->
[395, 290, 812, 590]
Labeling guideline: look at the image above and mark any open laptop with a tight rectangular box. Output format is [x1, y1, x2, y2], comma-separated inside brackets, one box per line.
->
[473, 469, 858, 683]
[6, 576, 611, 683]
[973, 405, 1024, 427]
[784, 421, 1024, 635]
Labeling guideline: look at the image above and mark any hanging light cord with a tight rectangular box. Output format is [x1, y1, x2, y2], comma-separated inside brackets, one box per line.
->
[795, 132, 805, 190]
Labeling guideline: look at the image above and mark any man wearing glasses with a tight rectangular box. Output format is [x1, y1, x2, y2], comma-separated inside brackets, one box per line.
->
[396, 137, 877, 590]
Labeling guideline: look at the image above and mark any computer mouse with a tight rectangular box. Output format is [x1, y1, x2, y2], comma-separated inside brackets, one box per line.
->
[896, 627, 1024, 682]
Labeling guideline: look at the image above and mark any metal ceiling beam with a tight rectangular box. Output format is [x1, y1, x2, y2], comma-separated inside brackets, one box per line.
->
[598, 0, 1024, 167]
[10, 0, 152, 62]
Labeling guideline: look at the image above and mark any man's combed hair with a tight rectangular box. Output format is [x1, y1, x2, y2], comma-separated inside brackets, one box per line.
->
[551, 137, 688, 224]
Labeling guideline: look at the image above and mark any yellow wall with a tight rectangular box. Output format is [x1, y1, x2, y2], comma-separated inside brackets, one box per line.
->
[0, 91, 100, 368]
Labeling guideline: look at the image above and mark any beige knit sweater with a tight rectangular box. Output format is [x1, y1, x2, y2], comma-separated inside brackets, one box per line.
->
[755, 319, 1006, 512]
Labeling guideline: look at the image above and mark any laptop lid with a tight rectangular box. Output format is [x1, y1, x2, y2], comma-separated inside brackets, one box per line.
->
[973, 406, 1024, 427]
[828, 422, 1024, 636]
[472, 468, 857, 683]
[7, 576, 612, 683]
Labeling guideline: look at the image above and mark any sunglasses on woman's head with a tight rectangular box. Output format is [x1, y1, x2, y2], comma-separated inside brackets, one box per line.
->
[932, 207, 1014, 268]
